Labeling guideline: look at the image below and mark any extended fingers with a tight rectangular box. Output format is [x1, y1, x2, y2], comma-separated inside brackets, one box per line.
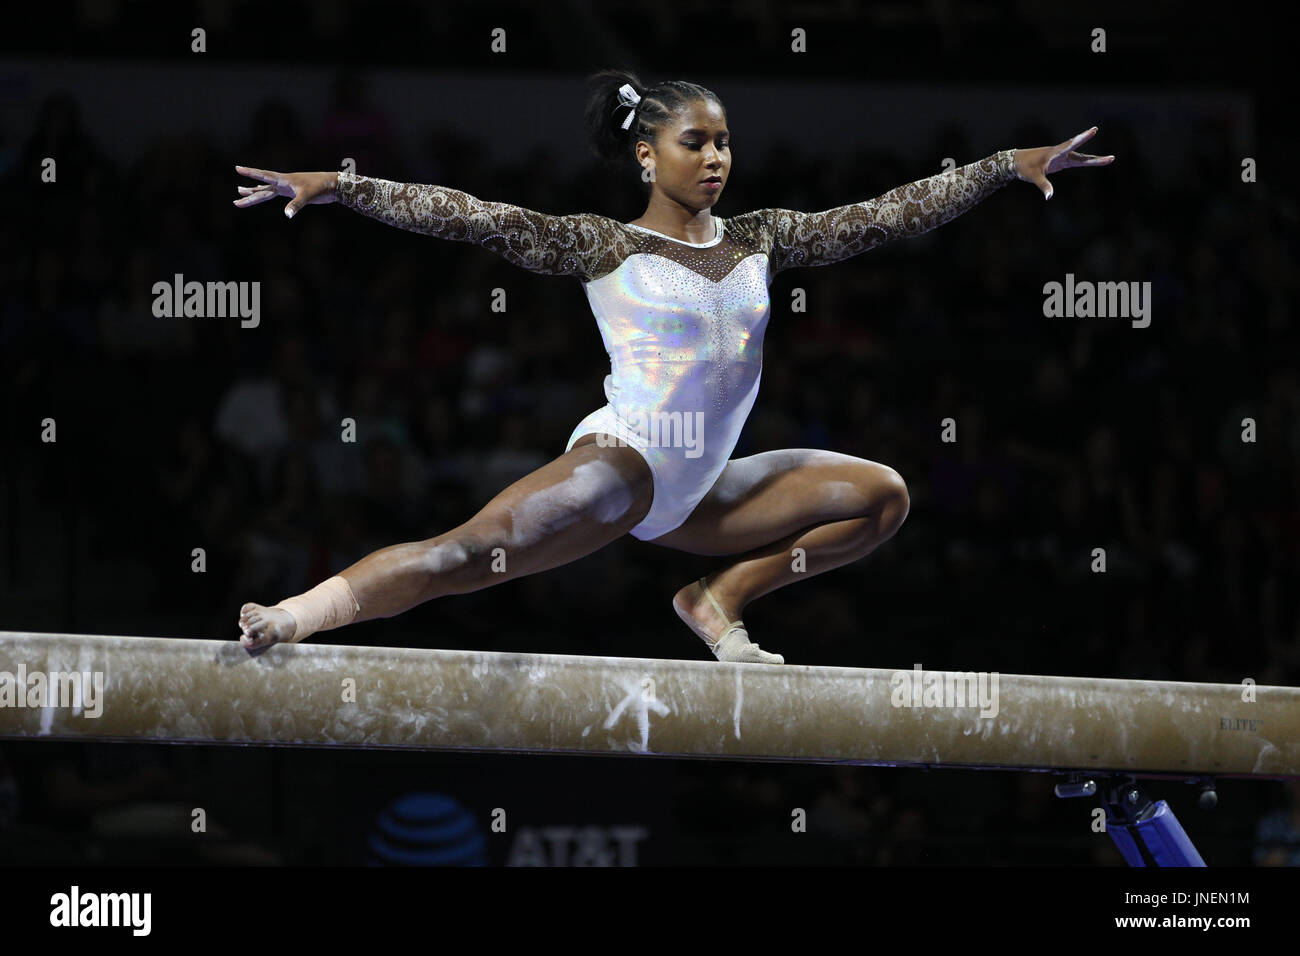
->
[1054, 127, 1098, 157]
[234, 165, 282, 185]
[1050, 150, 1115, 173]
[1028, 129, 1111, 200]
[1067, 151, 1115, 166]
[232, 184, 276, 207]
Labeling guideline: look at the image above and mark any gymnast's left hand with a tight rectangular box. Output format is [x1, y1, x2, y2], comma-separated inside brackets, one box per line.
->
[1012, 127, 1114, 201]
[232, 166, 338, 219]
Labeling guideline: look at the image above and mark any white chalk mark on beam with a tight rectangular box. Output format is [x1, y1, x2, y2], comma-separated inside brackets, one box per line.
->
[603, 674, 669, 753]
[733, 670, 743, 740]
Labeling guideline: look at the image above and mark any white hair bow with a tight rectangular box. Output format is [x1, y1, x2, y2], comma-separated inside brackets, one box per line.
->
[617, 83, 642, 130]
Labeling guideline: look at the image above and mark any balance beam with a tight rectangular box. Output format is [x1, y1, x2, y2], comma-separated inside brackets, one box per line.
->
[1, 631, 1296, 778]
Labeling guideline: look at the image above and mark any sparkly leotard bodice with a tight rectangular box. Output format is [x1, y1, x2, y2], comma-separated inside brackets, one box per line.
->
[336, 149, 1018, 538]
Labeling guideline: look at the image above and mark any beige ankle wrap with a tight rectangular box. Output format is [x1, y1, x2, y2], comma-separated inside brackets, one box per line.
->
[699, 577, 784, 665]
[273, 575, 360, 642]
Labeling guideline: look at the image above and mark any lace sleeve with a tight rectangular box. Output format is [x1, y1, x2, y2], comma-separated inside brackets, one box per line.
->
[334, 170, 613, 280]
[762, 149, 1018, 275]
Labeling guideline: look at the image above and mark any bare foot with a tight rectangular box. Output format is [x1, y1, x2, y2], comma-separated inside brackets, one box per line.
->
[238, 603, 296, 652]
[671, 577, 784, 665]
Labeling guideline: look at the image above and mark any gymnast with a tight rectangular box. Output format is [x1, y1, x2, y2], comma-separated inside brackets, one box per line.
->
[232, 70, 1112, 663]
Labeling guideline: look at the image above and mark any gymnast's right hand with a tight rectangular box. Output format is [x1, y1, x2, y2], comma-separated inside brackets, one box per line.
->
[233, 166, 338, 219]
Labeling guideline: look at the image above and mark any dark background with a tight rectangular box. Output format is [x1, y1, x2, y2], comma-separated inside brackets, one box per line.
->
[0, 0, 1296, 866]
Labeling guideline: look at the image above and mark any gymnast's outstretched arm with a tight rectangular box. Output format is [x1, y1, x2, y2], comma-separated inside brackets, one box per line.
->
[746, 127, 1112, 275]
[746, 149, 1019, 275]
[336, 171, 628, 279]
[233, 164, 627, 280]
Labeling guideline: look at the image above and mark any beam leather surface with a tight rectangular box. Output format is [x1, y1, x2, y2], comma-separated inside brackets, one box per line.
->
[1, 632, 1296, 777]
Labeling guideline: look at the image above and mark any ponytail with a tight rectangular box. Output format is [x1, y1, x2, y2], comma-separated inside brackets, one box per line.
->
[584, 69, 724, 184]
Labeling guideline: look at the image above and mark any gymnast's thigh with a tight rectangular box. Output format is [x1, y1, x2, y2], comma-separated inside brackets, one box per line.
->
[647, 448, 902, 556]
[461, 434, 655, 571]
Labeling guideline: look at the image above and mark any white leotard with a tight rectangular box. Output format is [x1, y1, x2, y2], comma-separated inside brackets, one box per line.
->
[336, 148, 1017, 539]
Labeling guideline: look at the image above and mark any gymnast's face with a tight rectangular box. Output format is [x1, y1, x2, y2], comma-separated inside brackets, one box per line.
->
[639, 99, 730, 211]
